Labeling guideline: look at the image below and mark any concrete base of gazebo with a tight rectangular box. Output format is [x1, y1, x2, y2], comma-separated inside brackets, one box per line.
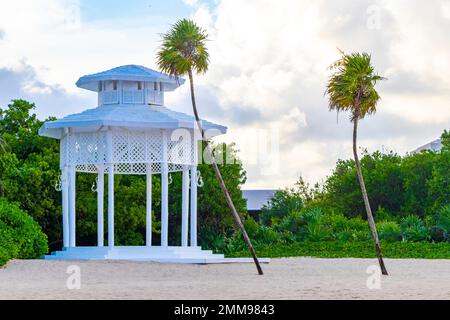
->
[43, 247, 270, 264]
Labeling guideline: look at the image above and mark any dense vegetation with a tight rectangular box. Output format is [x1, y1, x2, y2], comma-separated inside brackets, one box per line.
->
[0, 99, 449, 265]
[0, 198, 48, 266]
[229, 241, 450, 259]
[212, 131, 450, 257]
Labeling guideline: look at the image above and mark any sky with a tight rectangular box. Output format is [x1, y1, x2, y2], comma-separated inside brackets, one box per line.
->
[0, 0, 449, 189]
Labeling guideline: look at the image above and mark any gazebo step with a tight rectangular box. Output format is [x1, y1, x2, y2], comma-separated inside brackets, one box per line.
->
[44, 246, 227, 261]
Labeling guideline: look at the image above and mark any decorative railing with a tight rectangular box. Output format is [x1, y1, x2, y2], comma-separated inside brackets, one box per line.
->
[102, 91, 119, 105]
[99, 89, 163, 105]
[147, 89, 164, 105]
[123, 90, 144, 104]
[61, 129, 195, 175]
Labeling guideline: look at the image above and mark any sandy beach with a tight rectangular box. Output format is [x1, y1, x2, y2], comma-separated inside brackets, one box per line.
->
[0, 258, 449, 300]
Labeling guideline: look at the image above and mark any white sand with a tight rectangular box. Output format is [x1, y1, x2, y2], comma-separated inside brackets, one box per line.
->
[0, 258, 449, 300]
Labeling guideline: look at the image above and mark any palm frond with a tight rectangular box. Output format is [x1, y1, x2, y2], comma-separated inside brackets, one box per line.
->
[325, 50, 386, 121]
[156, 19, 209, 78]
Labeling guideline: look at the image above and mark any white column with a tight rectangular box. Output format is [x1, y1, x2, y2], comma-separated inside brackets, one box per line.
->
[68, 166, 76, 247]
[146, 164, 152, 247]
[181, 165, 190, 247]
[106, 129, 114, 248]
[190, 166, 198, 247]
[97, 166, 105, 247]
[61, 166, 69, 248]
[161, 131, 169, 247]
[108, 165, 114, 248]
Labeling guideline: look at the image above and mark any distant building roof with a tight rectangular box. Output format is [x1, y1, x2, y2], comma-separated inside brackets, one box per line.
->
[411, 138, 442, 154]
[242, 190, 276, 211]
[76, 65, 185, 92]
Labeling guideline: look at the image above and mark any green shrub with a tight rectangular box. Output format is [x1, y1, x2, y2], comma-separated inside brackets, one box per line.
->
[243, 217, 260, 237]
[427, 205, 450, 243]
[0, 223, 19, 266]
[276, 211, 304, 235]
[436, 205, 450, 237]
[260, 188, 303, 226]
[377, 221, 402, 242]
[243, 218, 279, 245]
[303, 208, 331, 241]
[228, 241, 450, 259]
[199, 226, 227, 252]
[375, 207, 394, 222]
[325, 213, 369, 241]
[220, 217, 281, 255]
[275, 209, 329, 241]
[400, 215, 429, 242]
[429, 226, 446, 243]
[0, 198, 48, 266]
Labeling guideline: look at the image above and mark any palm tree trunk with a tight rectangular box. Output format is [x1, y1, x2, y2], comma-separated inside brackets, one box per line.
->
[187, 69, 264, 275]
[353, 119, 388, 276]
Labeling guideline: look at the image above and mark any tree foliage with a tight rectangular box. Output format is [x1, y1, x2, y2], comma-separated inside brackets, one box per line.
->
[157, 18, 209, 78]
[0, 197, 48, 266]
[322, 137, 450, 219]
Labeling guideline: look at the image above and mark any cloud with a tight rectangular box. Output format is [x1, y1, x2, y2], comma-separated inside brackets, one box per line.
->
[0, 29, 4, 40]
[187, 0, 450, 188]
[183, 0, 199, 7]
[1, 0, 449, 189]
[0, 62, 95, 119]
[0, 0, 165, 92]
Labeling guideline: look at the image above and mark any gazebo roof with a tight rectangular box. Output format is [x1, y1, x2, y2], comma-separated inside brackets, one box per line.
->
[39, 104, 227, 139]
[76, 65, 185, 92]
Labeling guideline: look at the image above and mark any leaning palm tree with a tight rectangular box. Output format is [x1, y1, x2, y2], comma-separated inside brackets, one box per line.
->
[326, 50, 388, 275]
[157, 19, 263, 275]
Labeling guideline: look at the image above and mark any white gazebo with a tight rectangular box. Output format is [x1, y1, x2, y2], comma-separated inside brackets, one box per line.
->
[39, 65, 235, 263]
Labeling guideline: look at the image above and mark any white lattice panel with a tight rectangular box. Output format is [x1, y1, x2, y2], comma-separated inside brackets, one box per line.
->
[122, 90, 144, 104]
[133, 90, 144, 104]
[65, 131, 107, 167]
[146, 131, 163, 162]
[113, 132, 128, 163]
[103, 91, 119, 104]
[62, 129, 195, 175]
[123, 90, 133, 104]
[172, 141, 193, 164]
[76, 164, 100, 173]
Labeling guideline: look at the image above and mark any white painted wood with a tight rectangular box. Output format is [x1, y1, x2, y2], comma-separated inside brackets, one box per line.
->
[68, 165, 76, 247]
[97, 166, 104, 247]
[190, 166, 198, 247]
[118, 80, 122, 104]
[143, 82, 147, 105]
[181, 165, 190, 247]
[108, 165, 114, 248]
[61, 166, 69, 248]
[161, 131, 169, 247]
[44, 246, 271, 264]
[146, 164, 152, 247]
[106, 129, 114, 248]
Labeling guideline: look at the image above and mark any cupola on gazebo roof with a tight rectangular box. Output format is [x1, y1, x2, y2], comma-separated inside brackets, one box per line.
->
[40, 65, 226, 139]
[76, 64, 184, 91]
[38, 64, 241, 263]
